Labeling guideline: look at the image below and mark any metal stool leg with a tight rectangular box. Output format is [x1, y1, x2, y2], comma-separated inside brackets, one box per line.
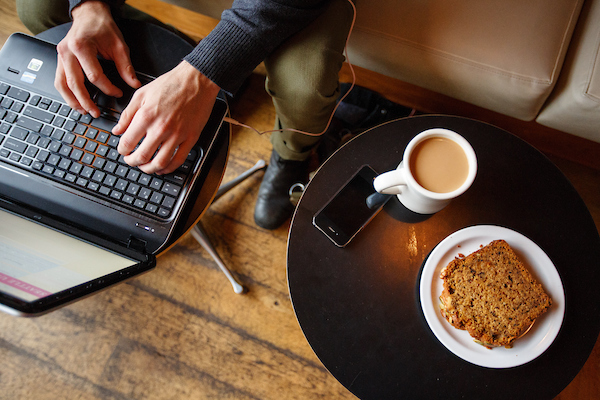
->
[191, 160, 267, 293]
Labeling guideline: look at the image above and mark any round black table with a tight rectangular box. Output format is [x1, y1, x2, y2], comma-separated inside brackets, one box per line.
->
[37, 20, 230, 252]
[287, 115, 600, 399]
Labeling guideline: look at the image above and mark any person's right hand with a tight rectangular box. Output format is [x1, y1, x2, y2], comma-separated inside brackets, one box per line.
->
[55, 1, 140, 118]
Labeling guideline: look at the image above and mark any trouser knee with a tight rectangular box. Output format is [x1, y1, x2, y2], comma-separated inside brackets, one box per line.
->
[266, 0, 354, 160]
[16, 0, 70, 35]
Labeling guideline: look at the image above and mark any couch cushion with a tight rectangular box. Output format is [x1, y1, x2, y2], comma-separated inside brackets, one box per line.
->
[536, 0, 600, 143]
[346, 0, 584, 121]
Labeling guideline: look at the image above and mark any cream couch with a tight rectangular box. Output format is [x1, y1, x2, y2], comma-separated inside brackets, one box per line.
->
[161, 0, 600, 145]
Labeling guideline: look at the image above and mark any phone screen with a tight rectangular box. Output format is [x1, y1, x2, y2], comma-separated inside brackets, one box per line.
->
[313, 165, 383, 247]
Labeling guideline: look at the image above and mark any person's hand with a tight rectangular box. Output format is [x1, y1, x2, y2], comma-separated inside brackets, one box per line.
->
[55, 1, 140, 118]
[113, 61, 221, 175]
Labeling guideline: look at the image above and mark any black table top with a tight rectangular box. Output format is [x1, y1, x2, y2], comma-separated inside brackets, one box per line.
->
[37, 20, 230, 252]
[287, 115, 600, 399]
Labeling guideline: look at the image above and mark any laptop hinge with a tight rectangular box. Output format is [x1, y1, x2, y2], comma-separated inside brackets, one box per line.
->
[127, 236, 147, 254]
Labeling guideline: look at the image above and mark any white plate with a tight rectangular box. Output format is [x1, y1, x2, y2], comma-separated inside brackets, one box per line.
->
[420, 225, 565, 368]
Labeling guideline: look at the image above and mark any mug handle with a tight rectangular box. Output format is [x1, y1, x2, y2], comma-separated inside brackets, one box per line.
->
[373, 170, 407, 195]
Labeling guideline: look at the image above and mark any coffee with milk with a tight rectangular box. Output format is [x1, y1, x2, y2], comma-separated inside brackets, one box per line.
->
[409, 137, 469, 193]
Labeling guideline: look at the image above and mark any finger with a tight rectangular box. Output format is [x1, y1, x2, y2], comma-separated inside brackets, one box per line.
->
[134, 139, 179, 175]
[122, 124, 172, 169]
[114, 55, 141, 90]
[54, 56, 84, 114]
[57, 44, 100, 117]
[102, 32, 141, 90]
[156, 141, 194, 175]
[115, 107, 148, 159]
[116, 127, 146, 162]
[78, 54, 123, 99]
[112, 93, 140, 136]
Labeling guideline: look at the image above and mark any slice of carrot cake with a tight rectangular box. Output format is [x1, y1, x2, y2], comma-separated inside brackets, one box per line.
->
[439, 239, 552, 348]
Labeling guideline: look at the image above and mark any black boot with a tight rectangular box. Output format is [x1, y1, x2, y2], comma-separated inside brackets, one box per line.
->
[254, 150, 310, 230]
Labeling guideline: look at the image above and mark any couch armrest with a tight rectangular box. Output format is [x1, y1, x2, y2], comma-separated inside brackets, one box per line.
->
[536, 0, 600, 143]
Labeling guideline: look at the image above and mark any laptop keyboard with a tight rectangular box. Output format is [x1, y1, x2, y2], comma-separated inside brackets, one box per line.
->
[0, 80, 202, 219]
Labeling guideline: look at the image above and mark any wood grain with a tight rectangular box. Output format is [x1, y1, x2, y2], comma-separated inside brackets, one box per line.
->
[0, 1, 598, 399]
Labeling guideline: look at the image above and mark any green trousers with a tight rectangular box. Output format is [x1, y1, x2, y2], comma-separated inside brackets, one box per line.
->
[16, 0, 354, 161]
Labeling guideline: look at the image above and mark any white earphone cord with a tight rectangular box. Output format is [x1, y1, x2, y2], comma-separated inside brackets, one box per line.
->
[223, 0, 357, 137]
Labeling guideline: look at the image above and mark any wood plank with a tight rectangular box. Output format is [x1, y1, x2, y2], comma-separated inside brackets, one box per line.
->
[127, 0, 219, 42]
[0, 0, 29, 44]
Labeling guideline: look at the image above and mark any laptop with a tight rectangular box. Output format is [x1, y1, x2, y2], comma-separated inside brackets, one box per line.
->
[0, 33, 228, 316]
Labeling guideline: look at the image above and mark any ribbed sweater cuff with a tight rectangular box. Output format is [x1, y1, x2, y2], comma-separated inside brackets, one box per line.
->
[68, 0, 125, 17]
[184, 20, 269, 95]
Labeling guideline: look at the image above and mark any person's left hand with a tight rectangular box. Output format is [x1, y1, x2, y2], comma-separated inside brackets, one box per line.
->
[113, 61, 221, 175]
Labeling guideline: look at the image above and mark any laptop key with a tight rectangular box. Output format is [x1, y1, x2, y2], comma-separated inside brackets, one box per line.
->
[23, 106, 54, 124]
[26, 133, 40, 145]
[11, 102, 24, 113]
[58, 104, 71, 117]
[161, 182, 181, 196]
[70, 148, 83, 161]
[65, 173, 77, 183]
[16, 116, 43, 132]
[81, 153, 94, 164]
[4, 138, 27, 153]
[162, 195, 175, 209]
[90, 116, 118, 132]
[103, 160, 117, 174]
[164, 171, 186, 185]
[36, 150, 50, 162]
[115, 178, 128, 191]
[139, 187, 152, 200]
[25, 146, 38, 158]
[76, 177, 88, 187]
[29, 95, 41, 106]
[38, 137, 51, 148]
[10, 126, 28, 140]
[1, 97, 14, 109]
[7, 87, 30, 102]
[63, 132, 76, 145]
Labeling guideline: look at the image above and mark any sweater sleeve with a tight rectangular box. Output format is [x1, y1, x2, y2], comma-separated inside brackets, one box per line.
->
[184, 0, 329, 95]
[69, 0, 125, 16]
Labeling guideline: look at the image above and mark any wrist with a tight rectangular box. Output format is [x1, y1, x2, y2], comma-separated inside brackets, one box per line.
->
[180, 61, 221, 97]
[71, 1, 112, 20]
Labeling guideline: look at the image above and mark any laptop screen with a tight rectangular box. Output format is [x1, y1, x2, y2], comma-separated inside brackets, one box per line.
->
[0, 208, 151, 316]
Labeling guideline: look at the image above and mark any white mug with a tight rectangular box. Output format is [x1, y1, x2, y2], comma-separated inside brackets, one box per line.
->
[373, 128, 477, 214]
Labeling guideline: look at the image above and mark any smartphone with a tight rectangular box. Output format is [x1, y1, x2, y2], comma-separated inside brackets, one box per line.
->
[313, 165, 385, 247]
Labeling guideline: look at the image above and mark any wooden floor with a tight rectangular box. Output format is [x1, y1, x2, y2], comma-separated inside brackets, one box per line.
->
[1, 1, 599, 399]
